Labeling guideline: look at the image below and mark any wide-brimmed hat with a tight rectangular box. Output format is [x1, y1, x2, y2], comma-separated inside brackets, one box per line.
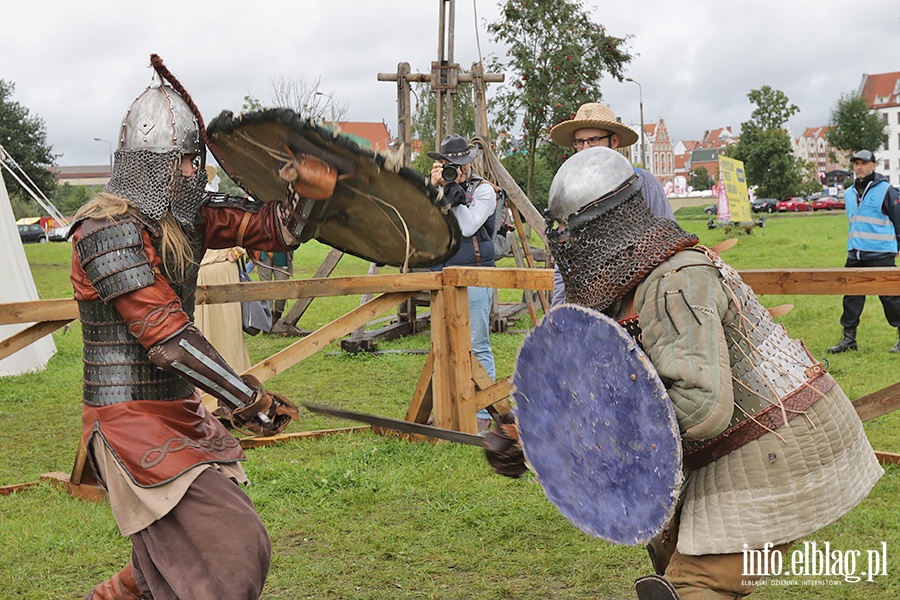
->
[549, 103, 639, 149]
[427, 134, 480, 165]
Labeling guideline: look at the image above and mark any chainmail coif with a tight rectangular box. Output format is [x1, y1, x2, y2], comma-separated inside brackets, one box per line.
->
[548, 188, 699, 314]
[105, 148, 207, 228]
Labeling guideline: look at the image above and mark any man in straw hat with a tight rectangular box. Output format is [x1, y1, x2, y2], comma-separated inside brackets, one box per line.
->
[548, 102, 674, 306]
[428, 134, 499, 431]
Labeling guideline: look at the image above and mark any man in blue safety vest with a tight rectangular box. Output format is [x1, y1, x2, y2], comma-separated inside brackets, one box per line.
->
[828, 149, 900, 354]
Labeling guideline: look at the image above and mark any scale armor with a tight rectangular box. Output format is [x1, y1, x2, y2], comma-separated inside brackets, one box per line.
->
[679, 248, 833, 467]
[75, 214, 205, 407]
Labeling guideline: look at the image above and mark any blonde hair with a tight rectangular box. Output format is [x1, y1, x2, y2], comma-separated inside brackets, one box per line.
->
[74, 193, 195, 279]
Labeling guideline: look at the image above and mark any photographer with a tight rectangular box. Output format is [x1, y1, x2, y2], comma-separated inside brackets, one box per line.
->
[428, 135, 497, 431]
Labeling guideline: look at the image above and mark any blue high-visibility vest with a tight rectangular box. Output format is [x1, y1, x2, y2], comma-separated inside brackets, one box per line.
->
[846, 180, 897, 253]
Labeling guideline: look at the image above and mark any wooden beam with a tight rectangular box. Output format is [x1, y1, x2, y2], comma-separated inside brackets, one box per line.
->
[471, 359, 512, 414]
[0, 298, 77, 326]
[739, 268, 900, 296]
[441, 266, 554, 291]
[244, 292, 414, 383]
[429, 289, 454, 430]
[376, 72, 504, 83]
[0, 320, 70, 361]
[854, 382, 900, 423]
[195, 272, 443, 306]
[275, 248, 344, 330]
[445, 285, 477, 434]
[406, 349, 435, 423]
[472, 377, 513, 413]
[239, 426, 368, 449]
[875, 451, 900, 466]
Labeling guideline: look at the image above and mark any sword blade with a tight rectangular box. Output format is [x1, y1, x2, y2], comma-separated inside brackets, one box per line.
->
[302, 403, 484, 447]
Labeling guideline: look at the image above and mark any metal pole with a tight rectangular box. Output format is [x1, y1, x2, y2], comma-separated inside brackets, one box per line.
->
[314, 91, 335, 124]
[93, 137, 112, 175]
[625, 78, 646, 169]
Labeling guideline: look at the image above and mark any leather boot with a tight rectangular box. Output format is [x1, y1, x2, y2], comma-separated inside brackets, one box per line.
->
[634, 574, 681, 599]
[890, 328, 900, 353]
[827, 327, 857, 353]
[84, 562, 144, 600]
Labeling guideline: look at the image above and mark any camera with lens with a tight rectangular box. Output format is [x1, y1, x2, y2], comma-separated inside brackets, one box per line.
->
[441, 163, 461, 183]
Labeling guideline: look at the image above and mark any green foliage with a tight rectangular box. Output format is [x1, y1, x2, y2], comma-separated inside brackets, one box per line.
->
[242, 94, 264, 112]
[0, 79, 57, 199]
[215, 169, 248, 196]
[745, 85, 799, 130]
[826, 92, 887, 159]
[689, 165, 713, 191]
[500, 149, 553, 212]
[487, 0, 632, 197]
[728, 86, 807, 198]
[52, 183, 101, 216]
[410, 82, 478, 177]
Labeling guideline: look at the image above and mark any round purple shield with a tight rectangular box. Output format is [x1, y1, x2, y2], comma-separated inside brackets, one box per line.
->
[513, 304, 682, 545]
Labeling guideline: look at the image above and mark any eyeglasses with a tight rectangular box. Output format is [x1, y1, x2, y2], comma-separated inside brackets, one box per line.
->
[572, 133, 614, 150]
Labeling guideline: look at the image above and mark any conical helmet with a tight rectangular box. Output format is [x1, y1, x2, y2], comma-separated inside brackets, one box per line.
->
[118, 70, 199, 155]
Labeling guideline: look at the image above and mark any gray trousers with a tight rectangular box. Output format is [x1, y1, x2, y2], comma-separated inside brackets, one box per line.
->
[131, 469, 271, 599]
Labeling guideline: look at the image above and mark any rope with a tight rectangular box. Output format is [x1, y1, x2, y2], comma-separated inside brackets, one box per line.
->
[350, 187, 412, 273]
[149, 54, 211, 150]
[472, 0, 485, 67]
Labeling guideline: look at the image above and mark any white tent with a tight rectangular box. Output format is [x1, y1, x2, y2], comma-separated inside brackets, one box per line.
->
[0, 168, 56, 376]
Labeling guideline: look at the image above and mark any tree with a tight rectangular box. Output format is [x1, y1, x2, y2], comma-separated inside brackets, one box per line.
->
[410, 82, 478, 176]
[746, 86, 799, 131]
[826, 93, 887, 160]
[728, 86, 807, 199]
[689, 166, 712, 191]
[0, 79, 57, 206]
[243, 76, 348, 123]
[269, 75, 348, 123]
[500, 149, 554, 213]
[53, 183, 101, 216]
[487, 0, 632, 199]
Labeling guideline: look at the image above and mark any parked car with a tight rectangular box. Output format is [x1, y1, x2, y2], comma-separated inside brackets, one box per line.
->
[17, 223, 48, 243]
[751, 198, 778, 213]
[47, 224, 71, 242]
[811, 197, 845, 211]
[776, 197, 811, 212]
[703, 204, 718, 215]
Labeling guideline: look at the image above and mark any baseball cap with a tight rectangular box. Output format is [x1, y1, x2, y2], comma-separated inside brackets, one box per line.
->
[851, 149, 876, 163]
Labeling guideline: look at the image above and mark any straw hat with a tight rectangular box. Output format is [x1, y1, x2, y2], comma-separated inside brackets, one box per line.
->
[549, 103, 639, 149]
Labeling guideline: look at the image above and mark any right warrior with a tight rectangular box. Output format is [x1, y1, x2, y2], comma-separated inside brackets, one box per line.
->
[486, 147, 883, 599]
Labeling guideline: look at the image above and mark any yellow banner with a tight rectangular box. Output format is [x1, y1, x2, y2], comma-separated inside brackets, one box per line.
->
[718, 156, 752, 222]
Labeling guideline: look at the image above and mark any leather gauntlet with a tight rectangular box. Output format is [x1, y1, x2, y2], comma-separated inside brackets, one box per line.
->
[482, 412, 528, 478]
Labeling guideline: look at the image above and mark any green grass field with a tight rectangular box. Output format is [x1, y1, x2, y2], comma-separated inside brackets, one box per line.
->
[1, 211, 898, 599]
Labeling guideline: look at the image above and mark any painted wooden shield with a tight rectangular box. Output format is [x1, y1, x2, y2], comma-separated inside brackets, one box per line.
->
[206, 108, 460, 268]
[513, 304, 682, 545]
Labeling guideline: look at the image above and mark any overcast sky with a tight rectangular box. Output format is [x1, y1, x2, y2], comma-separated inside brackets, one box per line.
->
[2, 0, 899, 167]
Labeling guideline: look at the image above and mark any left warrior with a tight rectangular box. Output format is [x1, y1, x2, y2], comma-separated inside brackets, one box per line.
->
[72, 56, 322, 600]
